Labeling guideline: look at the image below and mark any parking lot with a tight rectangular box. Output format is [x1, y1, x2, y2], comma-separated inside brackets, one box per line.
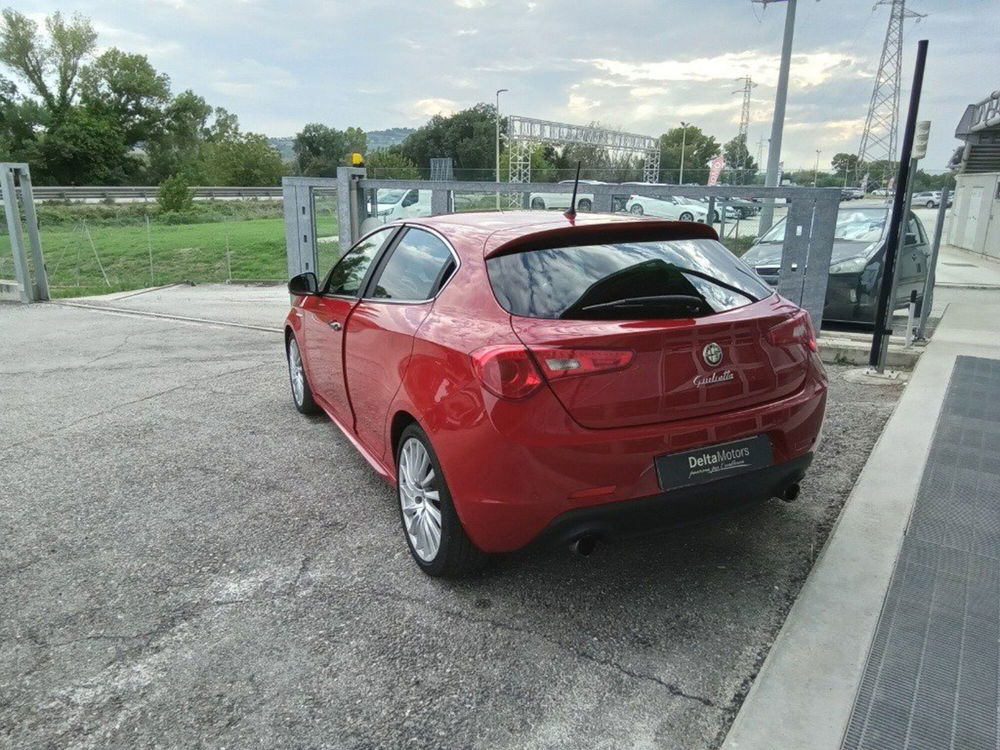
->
[1, 289, 902, 749]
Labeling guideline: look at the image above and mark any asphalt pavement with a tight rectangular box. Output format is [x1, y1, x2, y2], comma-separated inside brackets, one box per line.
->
[1, 292, 900, 749]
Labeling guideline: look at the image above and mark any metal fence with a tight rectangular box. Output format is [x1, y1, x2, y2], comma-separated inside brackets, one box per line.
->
[8, 186, 282, 202]
[1, 178, 295, 299]
[283, 170, 841, 328]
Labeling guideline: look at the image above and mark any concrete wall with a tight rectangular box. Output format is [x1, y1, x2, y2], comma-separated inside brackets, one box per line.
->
[948, 171, 1000, 259]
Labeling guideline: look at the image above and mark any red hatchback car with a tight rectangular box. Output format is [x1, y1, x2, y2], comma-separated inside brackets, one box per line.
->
[284, 212, 827, 576]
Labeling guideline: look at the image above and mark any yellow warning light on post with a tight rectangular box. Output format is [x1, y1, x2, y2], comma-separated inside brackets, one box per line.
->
[351, 152, 364, 166]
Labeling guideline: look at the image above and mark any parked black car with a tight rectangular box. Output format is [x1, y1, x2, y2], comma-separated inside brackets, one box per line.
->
[741, 207, 930, 324]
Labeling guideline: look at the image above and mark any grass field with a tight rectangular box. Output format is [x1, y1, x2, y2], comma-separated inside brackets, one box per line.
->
[1, 201, 341, 299]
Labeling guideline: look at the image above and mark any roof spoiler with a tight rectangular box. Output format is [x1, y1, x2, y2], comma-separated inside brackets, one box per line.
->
[483, 220, 720, 259]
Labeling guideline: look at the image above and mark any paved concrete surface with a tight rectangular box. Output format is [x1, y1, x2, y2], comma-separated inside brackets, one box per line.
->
[935, 244, 1000, 288]
[65, 283, 290, 330]
[1, 290, 900, 749]
[721, 285, 1000, 750]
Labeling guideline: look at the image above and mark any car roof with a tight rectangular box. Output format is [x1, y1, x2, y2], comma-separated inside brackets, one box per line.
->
[401, 211, 719, 258]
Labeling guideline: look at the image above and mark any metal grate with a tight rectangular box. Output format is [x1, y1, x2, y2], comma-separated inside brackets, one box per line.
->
[842, 356, 1000, 750]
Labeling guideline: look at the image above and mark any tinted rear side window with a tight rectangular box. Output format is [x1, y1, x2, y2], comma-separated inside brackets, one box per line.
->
[487, 239, 772, 320]
[369, 228, 455, 301]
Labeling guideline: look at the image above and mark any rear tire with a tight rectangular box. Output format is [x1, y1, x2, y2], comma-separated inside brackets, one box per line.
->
[531, 197, 545, 210]
[630, 204, 644, 216]
[679, 211, 694, 222]
[396, 424, 486, 578]
[287, 334, 321, 415]
[926, 200, 935, 208]
[578, 199, 592, 212]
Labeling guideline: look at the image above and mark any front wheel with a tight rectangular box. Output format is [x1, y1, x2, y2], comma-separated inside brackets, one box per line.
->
[577, 198, 592, 212]
[630, 203, 644, 216]
[679, 211, 694, 222]
[287, 335, 321, 414]
[926, 200, 935, 208]
[531, 197, 545, 210]
[397, 424, 486, 577]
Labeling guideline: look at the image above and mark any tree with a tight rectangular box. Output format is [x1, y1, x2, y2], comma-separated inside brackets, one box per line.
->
[722, 134, 757, 184]
[0, 9, 96, 116]
[831, 152, 859, 180]
[157, 173, 194, 212]
[293, 123, 366, 176]
[203, 131, 283, 185]
[145, 90, 213, 182]
[366, 149, 420, 179]
[399, 103, 498, 179]
[35, 106, 131, 184]
[657, 125, 720, 184]
[80, 49, 170, 146]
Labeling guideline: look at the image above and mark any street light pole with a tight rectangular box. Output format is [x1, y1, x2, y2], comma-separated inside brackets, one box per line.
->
[756, 0, 798, 233]
[679, 121, 689, 184]
[495, 88, 508, 209]
[814, 149, 821, 186]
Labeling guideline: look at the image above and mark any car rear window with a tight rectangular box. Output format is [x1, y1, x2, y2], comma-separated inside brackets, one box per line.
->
[487, 239, 772, 320]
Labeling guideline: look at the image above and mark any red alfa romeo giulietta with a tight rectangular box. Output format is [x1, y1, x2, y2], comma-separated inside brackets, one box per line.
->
[284, 211, 827, 576]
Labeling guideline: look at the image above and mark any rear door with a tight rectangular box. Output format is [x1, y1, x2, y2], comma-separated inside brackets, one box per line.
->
[488, 237, 810, 429]
[345, 227, 457, 458]
[897, 212, 927, 304]
[301, 227, 396, 423]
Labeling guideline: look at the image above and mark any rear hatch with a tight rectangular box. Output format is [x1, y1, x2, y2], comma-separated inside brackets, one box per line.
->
[487, 232, 813, 429]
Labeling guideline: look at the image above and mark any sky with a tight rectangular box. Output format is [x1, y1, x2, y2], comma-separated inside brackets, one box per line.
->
[18, 0, 1000, 171]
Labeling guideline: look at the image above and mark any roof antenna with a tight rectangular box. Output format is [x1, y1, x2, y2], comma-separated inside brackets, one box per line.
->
[564, 161, 582, 219]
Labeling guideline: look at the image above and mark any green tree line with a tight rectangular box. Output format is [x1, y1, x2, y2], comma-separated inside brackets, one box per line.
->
[0, 8, 283, 186]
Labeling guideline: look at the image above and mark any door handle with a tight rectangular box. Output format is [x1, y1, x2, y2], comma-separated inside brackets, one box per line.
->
[328, 321, 342, 331]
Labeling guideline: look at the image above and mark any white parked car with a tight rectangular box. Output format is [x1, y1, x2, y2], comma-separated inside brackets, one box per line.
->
[624, 194, 709, 222]
[376, 188, 431, 220]
[529, 179, 605, 211]
[360, 188, 432, 233]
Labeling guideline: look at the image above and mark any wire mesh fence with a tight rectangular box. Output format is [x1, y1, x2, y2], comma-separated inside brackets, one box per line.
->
[0, 199, 319, 299]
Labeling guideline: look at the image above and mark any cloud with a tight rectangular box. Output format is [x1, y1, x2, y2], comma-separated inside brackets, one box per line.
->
[92, 22, 183, 57]
[454, 0, 488, 7]
[211, 59, 297, 99]
[567, 92, 601, 116]
[412, 98, 458, 117]
[455, 28, 479, 36]
[583, 50, 857, 88]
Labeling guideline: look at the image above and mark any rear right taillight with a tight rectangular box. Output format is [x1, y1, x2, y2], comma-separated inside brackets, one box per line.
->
[471, 345, 543, 400]
[767, 310, 818, 352]
[528, 347, 635, 380]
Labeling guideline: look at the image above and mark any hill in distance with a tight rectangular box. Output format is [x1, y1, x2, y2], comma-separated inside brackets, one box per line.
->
[268, 128, 415, 161]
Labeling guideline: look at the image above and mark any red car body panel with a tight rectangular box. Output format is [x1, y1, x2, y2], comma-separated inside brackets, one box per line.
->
[286, 212, 828, 554]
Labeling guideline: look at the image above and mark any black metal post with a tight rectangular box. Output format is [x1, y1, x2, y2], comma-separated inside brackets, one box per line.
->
[869, 39, 928, 369]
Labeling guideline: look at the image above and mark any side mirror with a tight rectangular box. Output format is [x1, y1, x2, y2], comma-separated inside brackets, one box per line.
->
[904, 233, 917, 245]
[401, 190, 418, 207]
[288, 272, 318, 296]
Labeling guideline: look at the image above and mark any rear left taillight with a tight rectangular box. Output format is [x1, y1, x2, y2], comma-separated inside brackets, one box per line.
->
[528, 347, 635, 380]
[767, 310, 818, 352]
[471, 345, 543, 400]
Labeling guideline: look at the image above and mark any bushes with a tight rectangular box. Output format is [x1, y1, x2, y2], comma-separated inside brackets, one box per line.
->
[157, 175, 195, 212]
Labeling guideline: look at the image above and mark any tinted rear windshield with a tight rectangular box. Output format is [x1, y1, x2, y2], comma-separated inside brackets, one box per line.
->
[487, 239, 772, 320]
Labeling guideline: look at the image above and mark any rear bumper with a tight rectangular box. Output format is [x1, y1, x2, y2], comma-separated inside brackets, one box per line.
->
[438, 374, 827, 554]
[534, 453, 812, 548]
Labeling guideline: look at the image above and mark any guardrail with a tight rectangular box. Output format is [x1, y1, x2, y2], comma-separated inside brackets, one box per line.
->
[13, 186, 282, 202]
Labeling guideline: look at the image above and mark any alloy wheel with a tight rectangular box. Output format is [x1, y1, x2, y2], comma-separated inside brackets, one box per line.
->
[398, 437, 442, 562]
[288, 338, 305, 406]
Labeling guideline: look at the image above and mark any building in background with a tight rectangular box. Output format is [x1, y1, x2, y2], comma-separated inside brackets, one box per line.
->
[948, 89, 1000, 259]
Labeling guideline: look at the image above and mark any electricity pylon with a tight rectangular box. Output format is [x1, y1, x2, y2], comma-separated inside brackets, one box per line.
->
[856, 0, 925, 187]
[732, 76, 757, 183]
